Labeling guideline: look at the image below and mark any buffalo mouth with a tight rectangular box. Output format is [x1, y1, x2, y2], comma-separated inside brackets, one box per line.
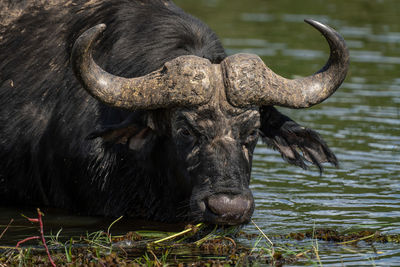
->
[196, 193, 255, 225]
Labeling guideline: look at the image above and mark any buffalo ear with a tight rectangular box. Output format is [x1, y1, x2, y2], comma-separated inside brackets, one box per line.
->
[259, 106, 338, 172]
[87, 117, 155, 151]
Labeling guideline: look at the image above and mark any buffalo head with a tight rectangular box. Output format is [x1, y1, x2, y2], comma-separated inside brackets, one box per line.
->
[71, 20, 349, 225]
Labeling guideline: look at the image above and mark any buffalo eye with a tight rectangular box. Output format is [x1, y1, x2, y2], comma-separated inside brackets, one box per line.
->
[177, 128, 196, 143]
[178, 128, 191, 136]
[244, 129, 259, 145]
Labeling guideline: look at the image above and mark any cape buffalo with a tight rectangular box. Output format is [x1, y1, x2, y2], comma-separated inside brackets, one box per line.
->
[0, 0, 349, 225]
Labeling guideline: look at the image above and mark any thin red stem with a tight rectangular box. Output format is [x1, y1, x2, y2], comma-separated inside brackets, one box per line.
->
[15, 209, 57, 266]
[37, 208, 56, 267]
[16, 236, 40, 248]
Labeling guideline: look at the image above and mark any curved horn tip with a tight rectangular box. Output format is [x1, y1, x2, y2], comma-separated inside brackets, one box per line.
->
[88, 23, 107, 37]
[80, 24, 107, 41]
[72, 24, 107, 55]
[96, 23, 107, 31]
[304, 19, 333, 33]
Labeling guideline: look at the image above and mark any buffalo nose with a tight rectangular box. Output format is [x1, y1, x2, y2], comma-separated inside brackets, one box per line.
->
[206, 194, 253, 224]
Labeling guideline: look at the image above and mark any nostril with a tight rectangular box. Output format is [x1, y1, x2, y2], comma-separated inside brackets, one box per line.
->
[206, 194, 251, 216]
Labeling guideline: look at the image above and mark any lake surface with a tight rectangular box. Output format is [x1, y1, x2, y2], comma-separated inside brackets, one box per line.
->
[1, 0, 399, 265]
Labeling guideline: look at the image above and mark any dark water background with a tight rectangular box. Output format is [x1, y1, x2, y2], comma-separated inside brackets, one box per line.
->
[1, 0, 399, 265]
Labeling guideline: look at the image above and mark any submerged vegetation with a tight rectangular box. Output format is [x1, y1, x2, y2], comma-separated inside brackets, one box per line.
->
[0, 211, 399, 266]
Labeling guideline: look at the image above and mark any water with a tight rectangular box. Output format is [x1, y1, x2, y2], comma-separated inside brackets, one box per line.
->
[1, 0, 400, 265]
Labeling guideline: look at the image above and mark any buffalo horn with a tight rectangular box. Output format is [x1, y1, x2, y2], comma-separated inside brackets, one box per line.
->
[222, 19, 350, 108]
[71, 24, 214, 110]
